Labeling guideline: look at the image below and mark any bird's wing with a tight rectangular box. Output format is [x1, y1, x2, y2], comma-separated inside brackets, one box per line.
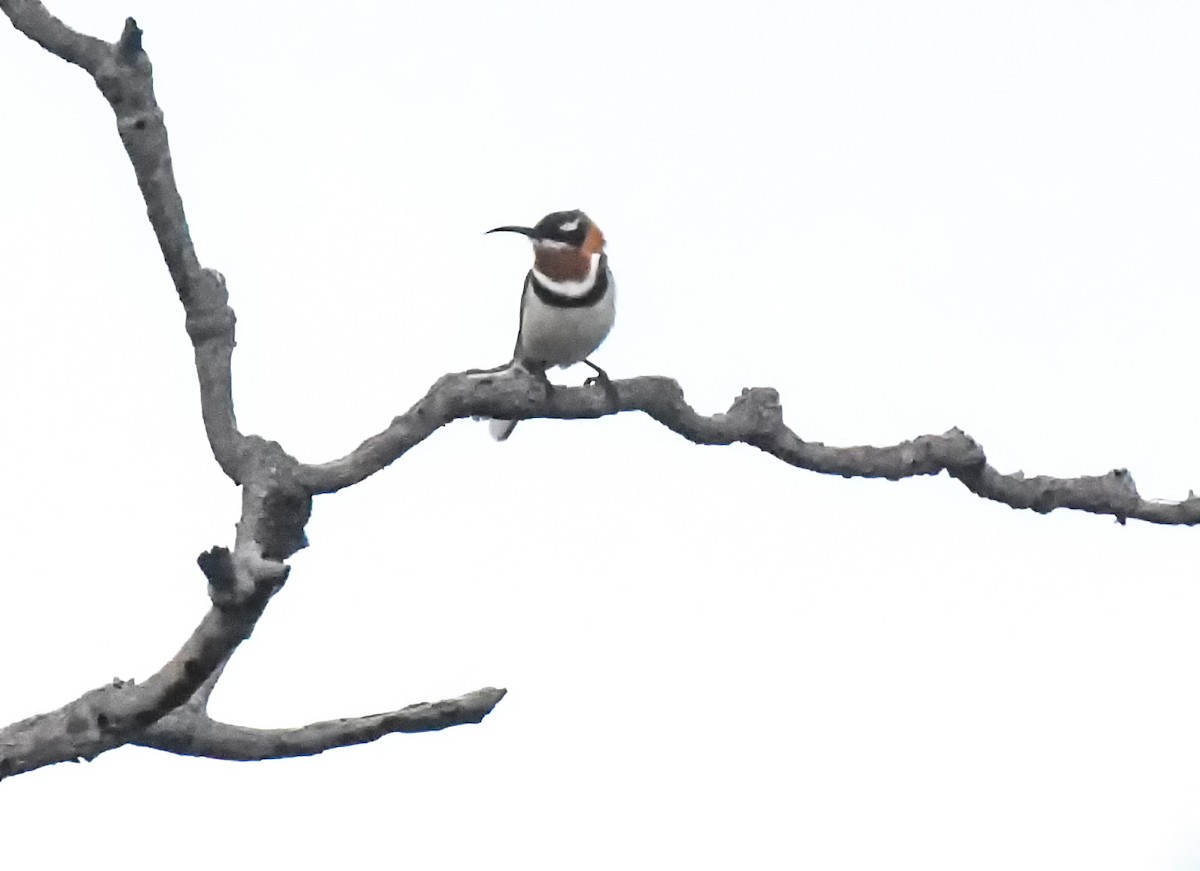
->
[512, 272, 533, 362]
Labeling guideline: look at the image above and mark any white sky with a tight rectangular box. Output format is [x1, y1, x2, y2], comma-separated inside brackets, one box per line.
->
[3, 2, 1200, 868]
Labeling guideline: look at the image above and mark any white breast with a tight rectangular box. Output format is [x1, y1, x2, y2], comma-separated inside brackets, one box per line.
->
[517, 269, 616, 368]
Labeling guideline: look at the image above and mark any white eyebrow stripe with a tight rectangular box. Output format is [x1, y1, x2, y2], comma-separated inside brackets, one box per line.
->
[559, 218, 580, 232]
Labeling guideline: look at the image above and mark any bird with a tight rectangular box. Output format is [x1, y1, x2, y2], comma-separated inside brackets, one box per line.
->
[484, 209, 616, 441]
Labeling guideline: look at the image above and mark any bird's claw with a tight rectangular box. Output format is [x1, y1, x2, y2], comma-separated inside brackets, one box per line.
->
[583, 360, 619, 408]
[532, 368, 556, 402]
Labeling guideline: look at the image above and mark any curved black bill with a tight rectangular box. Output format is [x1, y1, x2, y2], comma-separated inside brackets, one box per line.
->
[486, 225, 536, 237]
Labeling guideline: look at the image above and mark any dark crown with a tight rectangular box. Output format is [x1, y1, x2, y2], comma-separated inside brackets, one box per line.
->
[531, 210, 591, 246]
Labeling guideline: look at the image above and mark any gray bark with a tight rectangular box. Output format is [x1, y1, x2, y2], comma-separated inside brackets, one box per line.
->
[1, 0, 1194, 783]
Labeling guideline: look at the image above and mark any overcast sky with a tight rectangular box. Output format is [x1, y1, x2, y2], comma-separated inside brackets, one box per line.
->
[3, 2, 1200, 869]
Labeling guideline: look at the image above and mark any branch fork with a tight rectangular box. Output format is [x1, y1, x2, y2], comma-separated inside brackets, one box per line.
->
[2, 0, 1197, 782]
[0, 5, 505, 781]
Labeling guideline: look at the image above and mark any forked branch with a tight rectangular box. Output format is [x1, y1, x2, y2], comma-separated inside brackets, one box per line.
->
[1, 0, 1194, 786]
[0, 3, 504, 782]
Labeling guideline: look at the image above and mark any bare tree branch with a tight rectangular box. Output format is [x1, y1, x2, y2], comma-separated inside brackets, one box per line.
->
[0, 5, 506, 781]
[0, 0, 105, 71]
[1, 0, 1193, 786]
[0, 449, 306, 781]
[133, 688, 508, 761]
[183, 659, 229, 716]
[0, 565, 273, 780]
[298, 370, 1200, 526]
[3, 3, 244, 480]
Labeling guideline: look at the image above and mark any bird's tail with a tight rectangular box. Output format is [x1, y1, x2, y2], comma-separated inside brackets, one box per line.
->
[488, 418, 519, 441]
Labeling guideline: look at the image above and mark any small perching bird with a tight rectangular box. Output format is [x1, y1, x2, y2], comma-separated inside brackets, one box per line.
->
[485, 209, 616, 441]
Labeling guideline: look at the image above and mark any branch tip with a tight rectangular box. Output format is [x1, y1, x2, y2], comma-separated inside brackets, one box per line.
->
[197, 546, 235, 591]
[116, 17, 142, 60]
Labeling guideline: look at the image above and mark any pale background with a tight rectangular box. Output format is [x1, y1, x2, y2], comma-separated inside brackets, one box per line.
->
[3, 2, 1200, 869]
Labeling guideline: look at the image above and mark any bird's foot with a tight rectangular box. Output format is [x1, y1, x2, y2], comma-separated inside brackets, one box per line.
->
[518, 362, 556, 402]
[583, 359, 619, 408]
